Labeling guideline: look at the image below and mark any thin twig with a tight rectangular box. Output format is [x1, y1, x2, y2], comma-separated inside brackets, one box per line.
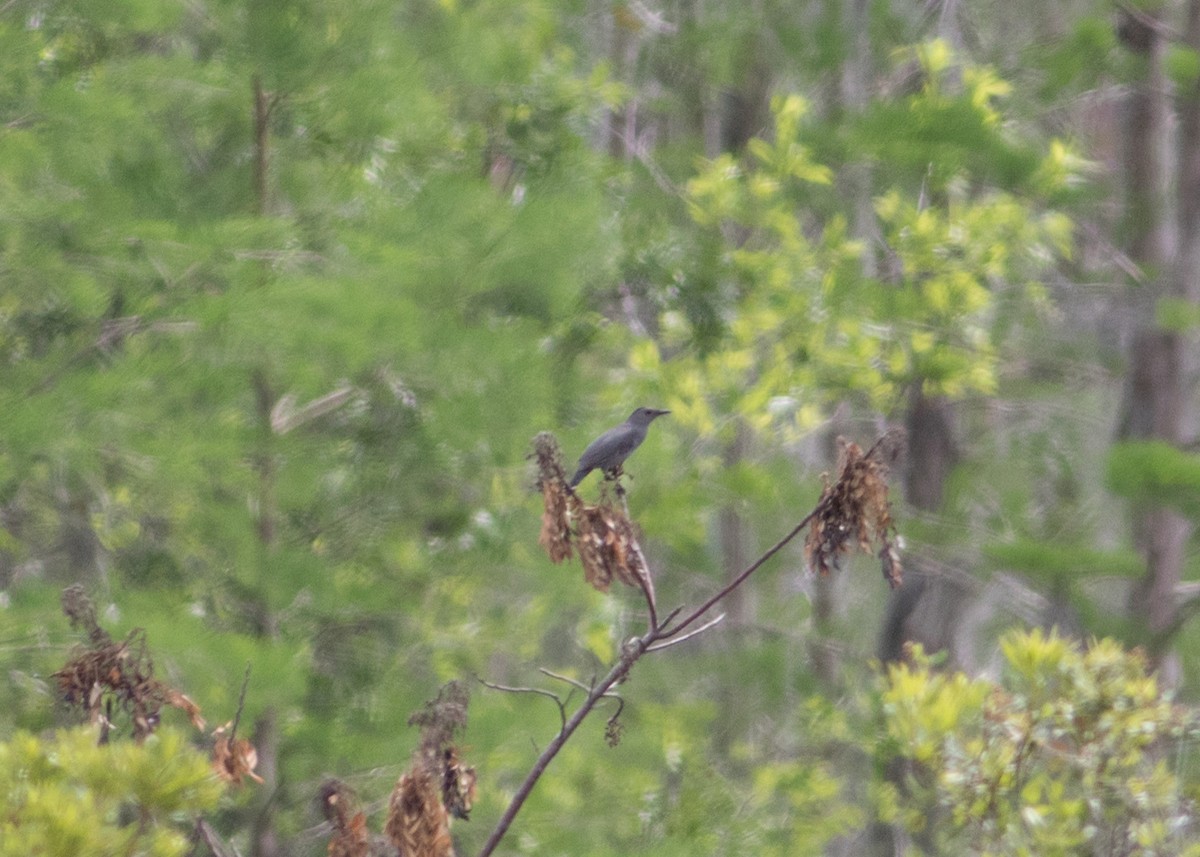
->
[658, 507, 820, 640]
[538, 668, 594, 694]
[476, 638, 650, 857]
[228, 662, 252, 743]
[646, 613, 726, 652]
[656, 606, 683, 630]
[479, 679, 568, 732]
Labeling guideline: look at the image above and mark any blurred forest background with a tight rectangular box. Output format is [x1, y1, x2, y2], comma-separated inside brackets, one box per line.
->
[6, 0, 1200, 854]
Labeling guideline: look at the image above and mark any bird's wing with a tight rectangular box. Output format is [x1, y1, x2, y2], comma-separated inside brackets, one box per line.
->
[576, 424, 637, 470]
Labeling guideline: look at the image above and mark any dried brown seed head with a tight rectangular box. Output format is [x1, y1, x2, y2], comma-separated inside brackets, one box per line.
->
[803, 432, 904, 589]
[386, 768, 454, 857]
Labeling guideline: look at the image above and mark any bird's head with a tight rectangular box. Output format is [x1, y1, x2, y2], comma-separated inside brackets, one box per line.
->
[629, 407, 670, 425]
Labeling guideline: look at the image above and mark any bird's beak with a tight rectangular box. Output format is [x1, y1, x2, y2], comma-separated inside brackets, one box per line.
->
[652, 409, 671, 418]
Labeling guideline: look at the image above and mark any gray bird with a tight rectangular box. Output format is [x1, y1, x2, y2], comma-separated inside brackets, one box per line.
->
[569, 407, 670, 487]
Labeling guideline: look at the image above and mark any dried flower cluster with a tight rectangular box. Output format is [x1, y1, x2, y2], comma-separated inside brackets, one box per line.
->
[533, 432, 573, 563]
[804, 430, 905, 589]
[406, 681, 477, 822]
[367, 682, 476, 857]
[532, 433, 656, 609]
[386, 768, 454, 857]
[54, 586, 204, 742]
[55, 585, 264, 792]
[319, 780, 372, 857]
[316, 683, 476, 857]
[212, 721, 265, 785]
[576, 503, 655, 602]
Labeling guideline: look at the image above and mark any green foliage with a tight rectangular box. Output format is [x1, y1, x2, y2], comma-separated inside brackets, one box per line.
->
[0, 726, 223, 857]
[1032, 15, 1120, 100]
[1, 1, 1198, 854]
[0, 0, 620, 850]
[1107, 441, 1200, 519]
[984, 538, 1144, 584]
[1156, 296, 1200, 333]
[875, 630, 1200, 855]
[643, 50, 1077, 446]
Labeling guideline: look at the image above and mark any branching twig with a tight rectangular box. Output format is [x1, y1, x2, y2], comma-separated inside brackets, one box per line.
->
[476, 639, 650, 857]
[479, 679, 568, 732]
[646, 613, 726, 652]
[479, 508, 816, 857]
[538, 668, 594, 694]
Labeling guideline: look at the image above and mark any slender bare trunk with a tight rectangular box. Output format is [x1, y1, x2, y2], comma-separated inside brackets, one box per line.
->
[253, 75, 270, 216]
[1116, 7, 1191, 670]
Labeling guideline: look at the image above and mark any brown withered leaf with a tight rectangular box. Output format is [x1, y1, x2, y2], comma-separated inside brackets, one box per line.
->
[385, 768, 454, 857]
[574, 501, 654, 605]
[166, 689, 206, 731]
[212, 722, 264, 786]
[404, 683, 478, 825]
[576, 503, 615, 592]
[54, 611, 203, 743]
[532, 432, 575, 563]
[334, 814, 370, 857]
[804, 431, 905, 589]
[441, 746, 477, 821]
[320, 780, 371, 857]
[539, 479, 574, 563]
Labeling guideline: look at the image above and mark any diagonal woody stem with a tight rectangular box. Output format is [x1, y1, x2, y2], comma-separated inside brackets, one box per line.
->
[657, 507, 819, 640]
[476, 635, 651, 857]
[478, 504, 819, 857]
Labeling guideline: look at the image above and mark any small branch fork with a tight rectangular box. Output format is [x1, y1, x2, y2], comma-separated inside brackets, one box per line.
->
[477, 504, 821, 857]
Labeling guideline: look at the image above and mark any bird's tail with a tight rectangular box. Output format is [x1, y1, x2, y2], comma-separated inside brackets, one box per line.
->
[568, 467, 589, 488]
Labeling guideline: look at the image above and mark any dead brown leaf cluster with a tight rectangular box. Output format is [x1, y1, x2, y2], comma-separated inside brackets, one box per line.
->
[576, 503, 654, 600]
[54, 587, 205, 742]
[386, 768, 454, 857]
[532, 433, 655, 608]
[212, 722, 265, 785]
[56, 585, 266, 796]
[321, 683, 475, 857]
[804, 430, 905, 589]
[320, 780, 373, 857]
[406, 681, 477, 825]
[533, 432, 573, 563]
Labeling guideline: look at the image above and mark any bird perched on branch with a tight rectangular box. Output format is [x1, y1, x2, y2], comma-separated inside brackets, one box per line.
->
[569, 407, 670, 488]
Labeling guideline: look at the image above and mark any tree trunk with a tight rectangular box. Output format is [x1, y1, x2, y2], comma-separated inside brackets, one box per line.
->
[1116, 6, 1192, 673]
[904, 386, 959, 512]
[253, 75, 270, 216]
[251, 707, 281, 857]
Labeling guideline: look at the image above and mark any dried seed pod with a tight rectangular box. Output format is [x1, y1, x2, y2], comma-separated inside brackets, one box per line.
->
[212, 722, 264, 786]
[533, 432, 574, 563]
[441, 746, 477, 821]
[320, 779, 371, 857]
[804, 430, 904, 589]
[386, 769, 453, 857]
[574, 499, 657, 607]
